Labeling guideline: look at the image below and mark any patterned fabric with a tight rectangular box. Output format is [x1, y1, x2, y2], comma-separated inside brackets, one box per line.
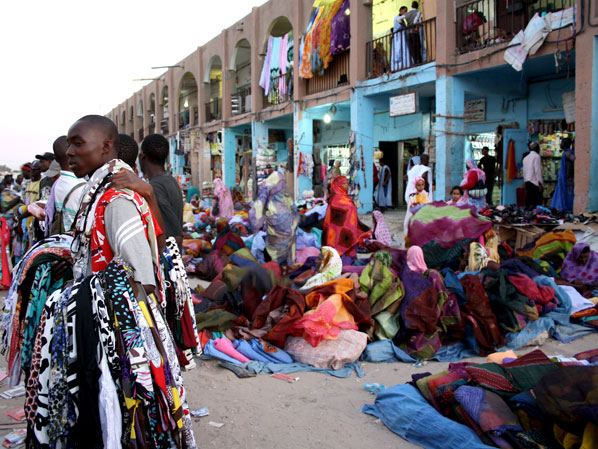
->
[323, 176, 363, 257]
[213, 218, 246, 256]
[301, 246, 342, 291]
[249, 171, 299, 265]
[561, 243, 598, 284]
[372, 210, 392, 247]
[211, 178, 234, 220]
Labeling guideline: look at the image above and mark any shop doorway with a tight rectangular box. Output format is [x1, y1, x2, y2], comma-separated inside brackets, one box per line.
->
[379, 141, 398, 208]
[466, 132, 499, 205]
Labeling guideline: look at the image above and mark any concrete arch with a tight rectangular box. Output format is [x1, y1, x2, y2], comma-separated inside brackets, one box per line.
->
[262, 16, 293, 54]
[204, 55, 223, 84]
[230, 38, 251, 71]
[178, 72, 199, 129]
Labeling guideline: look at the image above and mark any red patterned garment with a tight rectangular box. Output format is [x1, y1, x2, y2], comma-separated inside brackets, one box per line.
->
[323, 176, 363, 257]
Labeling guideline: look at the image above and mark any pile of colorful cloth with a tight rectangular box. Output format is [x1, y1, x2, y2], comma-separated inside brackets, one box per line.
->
[364, 348, 598, 449]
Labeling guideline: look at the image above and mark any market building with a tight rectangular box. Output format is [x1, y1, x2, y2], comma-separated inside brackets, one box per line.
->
[107, 0, 598, 214]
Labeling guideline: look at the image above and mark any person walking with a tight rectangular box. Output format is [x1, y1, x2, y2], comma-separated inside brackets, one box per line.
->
[551, 137, 574, 212]
[375, 158, 392, 211]
[478, 146, 496, 205]
[523, 142, 544, 208]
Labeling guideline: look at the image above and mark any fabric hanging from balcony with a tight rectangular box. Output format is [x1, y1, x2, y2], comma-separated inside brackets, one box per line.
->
[299, 0, 349, 79]
[259, 32, 293, 97]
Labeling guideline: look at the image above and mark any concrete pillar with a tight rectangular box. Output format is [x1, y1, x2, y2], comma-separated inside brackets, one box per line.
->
[293, 0, 305, 99]
[168, 70, 175, 135]
[222, 30, 232, 121]
[251, 7, 263, 113]
[295, 104, 313, 198]
[350, 0, 372, 84]
[351, 90, 374, 212]
[435, 75, 465, 201]
[155, 82, 163, 134]
[222, 128, 236, 188]
[197, 48, 206, 126]
[574, 33, 598, 213]
[251, 120, 268, 153]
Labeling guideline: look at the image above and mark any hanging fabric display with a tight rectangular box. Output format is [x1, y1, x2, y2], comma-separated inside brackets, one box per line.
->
[259, 31, 294, 101]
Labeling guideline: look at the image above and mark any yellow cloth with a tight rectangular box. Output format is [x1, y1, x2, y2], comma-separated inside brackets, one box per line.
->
[486, 350, 517, 364]
[554, 422, 598, 449]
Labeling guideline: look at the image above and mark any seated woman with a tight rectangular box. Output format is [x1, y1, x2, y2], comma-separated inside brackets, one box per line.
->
[460, 158, 487, 211]
[446, 185, 466, 206]
[323, 176, 364, 258]
[561, 243, 598, 287]
[211, 177, 234, 220]
[404, 177, 431, 238]
[372, 210, 392, 247]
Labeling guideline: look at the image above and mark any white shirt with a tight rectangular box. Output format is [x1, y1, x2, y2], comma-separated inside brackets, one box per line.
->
[54, 170, 85, 230]
[523, 151, 543, 187]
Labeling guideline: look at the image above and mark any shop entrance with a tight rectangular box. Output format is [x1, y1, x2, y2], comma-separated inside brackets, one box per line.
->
[466, 132, 499, 205]
[379, 141, 399, 208]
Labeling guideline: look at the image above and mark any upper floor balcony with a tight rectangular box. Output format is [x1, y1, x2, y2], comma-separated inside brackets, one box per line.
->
[456, 0, 575, 54]
[263, 71, 293, 106]
[305, 50, 350, 95]
[366, 18, 436, 79]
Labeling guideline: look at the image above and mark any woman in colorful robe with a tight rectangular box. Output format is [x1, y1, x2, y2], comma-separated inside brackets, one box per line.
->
[323, 176, 362, 258]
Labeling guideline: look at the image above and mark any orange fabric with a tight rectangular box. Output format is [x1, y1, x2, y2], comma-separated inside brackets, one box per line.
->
[319, 0, 344, 68]
[323, 176, 362, 257]
[299, 8, 325, 79]
[506, 140, 517, 183]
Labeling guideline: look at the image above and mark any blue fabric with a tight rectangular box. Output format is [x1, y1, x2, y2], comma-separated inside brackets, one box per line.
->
[439, 268, 469, 306]
[553, 322, 596, 343]
[243, 360, 364, 378]
[248, 339, 293, 364]
[363, 384, 495, 449]
[534, 275, 572, 325]
[234, 340, 272, 363]
[550, 150, 574, 212]
[431, 342, 479, 362]
[295, 228, 319, 251]
[359, 340, 417, 363]
[503, 317, 556, 350]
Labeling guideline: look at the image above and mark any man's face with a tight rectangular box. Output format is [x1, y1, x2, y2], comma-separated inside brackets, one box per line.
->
[482, 148, 489, 156]
[400, 7, 407, 14]
[16, 175, 23, 185]
[421, 156, 429, 166]
[38, 159, 51, 172]
[22, 170, 31, 180]
[66, 121, 113, 178]
[31, 168, 41, 181]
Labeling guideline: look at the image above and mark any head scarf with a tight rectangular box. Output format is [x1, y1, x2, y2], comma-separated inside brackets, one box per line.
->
[561, 243, 598, 284]
[186, 186, 199, 203]
[406, 246, 428, 273]
[301, 246, 343, 291]
[323, 176, 362, 257]
[413, 176, 425, 189]
[372, 210, 392, 247]
[211, 178, 234, 220]
[465, 158, 486, 183]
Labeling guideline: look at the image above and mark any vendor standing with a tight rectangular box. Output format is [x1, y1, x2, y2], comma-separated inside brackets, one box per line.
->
[523, 142, 544, 208]
[478, 146, 496, 206]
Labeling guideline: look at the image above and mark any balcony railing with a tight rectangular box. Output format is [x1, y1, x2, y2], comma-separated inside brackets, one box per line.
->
[232, 86, 251, 115]
[264, 72, 293, 106]
[306, 50, 350, 95]
[456, 0, 574, 54]
[205, 98, 222, 122]
[366, 18, 436, 79]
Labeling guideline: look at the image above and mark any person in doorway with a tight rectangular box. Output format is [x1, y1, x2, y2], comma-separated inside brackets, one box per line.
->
[551, 137, 574, 212]
[406, 146, 420, 172]
[478, 146, 496, 205]
[405, 1, 423, 64]
[331, 159, 342, 179]
[523, 142, 543, 208]
[446, 185, 466, 205]
[460, 158, 487, 211]
[65, 115, 196, 448]
[375, 158, 392, 211]
[44, 135, 85, 235]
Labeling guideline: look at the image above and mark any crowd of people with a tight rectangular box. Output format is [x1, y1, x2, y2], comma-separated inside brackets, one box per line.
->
[0, 111, 593, 448]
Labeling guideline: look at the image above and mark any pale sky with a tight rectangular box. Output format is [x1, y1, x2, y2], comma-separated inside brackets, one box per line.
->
[0, 0, 267, 170]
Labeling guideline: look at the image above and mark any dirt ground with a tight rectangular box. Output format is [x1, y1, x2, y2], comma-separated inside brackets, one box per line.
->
[2, 278, 596, 448]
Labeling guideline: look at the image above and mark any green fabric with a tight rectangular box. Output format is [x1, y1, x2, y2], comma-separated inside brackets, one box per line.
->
[532, 240, 574, 261]
[195, 309, 239, 331]
[416, 370, 450, 403]
[413, 204, 481, 225]
[311, 228, 323, 247]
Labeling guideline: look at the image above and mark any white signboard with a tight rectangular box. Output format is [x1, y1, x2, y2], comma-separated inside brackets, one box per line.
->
[464, 98, 486, 122]
[562, 91, 575, 124]
[390, 93, 417, 117]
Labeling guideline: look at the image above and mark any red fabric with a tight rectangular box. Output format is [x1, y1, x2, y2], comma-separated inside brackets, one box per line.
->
[460, 170, 480, 190]
[0, 218, 11, 289]
[91, 189, 160, 273]
[509, 274, 555, 305]
[181, 301, 198, 348]
[506, 140, 517, 183]
[323, 176, 363, 257]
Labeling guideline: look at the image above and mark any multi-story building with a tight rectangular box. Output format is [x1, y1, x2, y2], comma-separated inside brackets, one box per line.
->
[108, 0, 598, 213]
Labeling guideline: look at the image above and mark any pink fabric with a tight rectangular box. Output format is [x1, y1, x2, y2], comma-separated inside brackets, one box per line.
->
[508, 274, 555, 305]
[211, 178, 234, 220]
[296, 247, 321, 265]
[407, 246, 428, 273]
[372, 210, 392, 247]
[214, 338, 250, 363]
